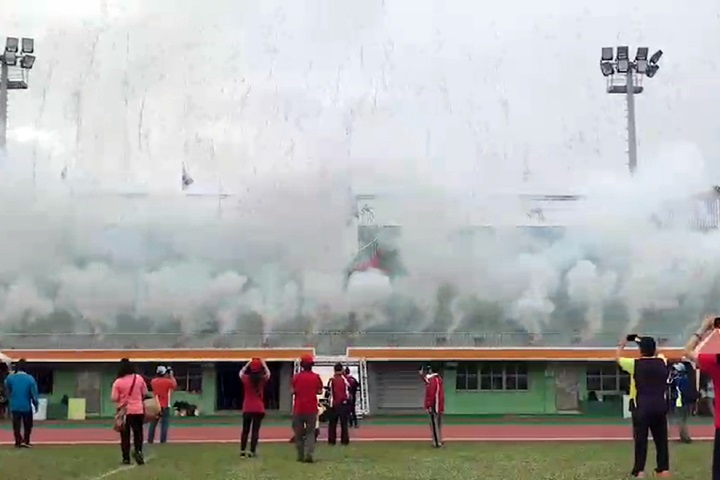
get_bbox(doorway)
[215,362,282,411]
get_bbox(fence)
[0,331,687,355]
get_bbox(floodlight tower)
[599,46,662,175]
[0,37,36,150]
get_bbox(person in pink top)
[111,358,148,465]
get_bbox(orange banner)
[2,348,315,363]
[346,347,685,361]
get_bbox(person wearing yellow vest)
[616,334,671,478]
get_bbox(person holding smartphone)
[616,335,670,478]
[684,315,720,480]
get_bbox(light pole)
[599,46,662,175]
[0,36,36,151]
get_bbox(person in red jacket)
[291,355,324,463]
[239,358,270,458]
[327,363,351,445]
[419,365,444,448]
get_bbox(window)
[171,364,204,393]
[586,363,630,394]
[456,362,528,391]
[135,363,204,393]
[24,365,54,395]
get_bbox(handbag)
[143,395,161,423]
[113,374,138,432]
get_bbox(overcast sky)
[3,0,720,196]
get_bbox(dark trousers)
[120,414,144,461]
[327,403,350,445]
[348,400,358,427]
[241,412,265,453]
[11,411,33,446]
[632,411,669,475]
[292,413,317,460]
[429,409,443,447]
[147,407,170,443]
[713,428,720,480]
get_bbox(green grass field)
[0,442,713,479]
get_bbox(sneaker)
[631,472,645,478]
[655,471,671,477]
[20,443,31,448]
[247,452,256,458]
[304,455,314,463]
[133,451,145,465]
[122,459,131,465]
[240,451,247,458]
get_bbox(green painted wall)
[40,364,215,418]
[443,363,556,415]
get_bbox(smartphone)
[714,317,720,329]
[626,334,638,342]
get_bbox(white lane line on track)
[0,437,716,445]
[88,455,154,480]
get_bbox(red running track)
[0,423,717,445]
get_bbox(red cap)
[300,354,314,367]
[248,358,262,372]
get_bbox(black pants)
[713,428,720,480]
[632,410,669,475]
[240,412,264,453]
[11,411,33,446]
[327,404,350,445]
[348,400,358,427]
[120,414,144,460]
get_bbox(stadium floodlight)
[2,51,16,66]
[649,49,663,65]
[600,44,664,177]
[601,47,614,62]
[21,38,33,54]
[616,46,630,73]
[20,54,35,69]
[600,61,614,76]
[4,37,18,53]
[636,47,649,61]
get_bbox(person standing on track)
[239,358,270,458]
[327,363,351,445]
[617,335,671,478]
[684,314,720,480]
[419,365,444,448]
[291,354,324,463]
[111,358,148,466]
[344,367,360,428]
[4,359,38,448]
[147,366,177,444]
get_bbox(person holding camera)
[616,335,670,478]
[147,366,177,444]
[684,315,720,480]
[419,365,444,448]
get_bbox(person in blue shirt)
[669,362,698,444]
[4,359,39,448]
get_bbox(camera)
[714,317,720,329]
[626,334,639,342]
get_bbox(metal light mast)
[599,46,663,175]
[0,36,36,151]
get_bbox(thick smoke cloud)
[1,0,720,343]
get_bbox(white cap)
[156,366,168,375]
